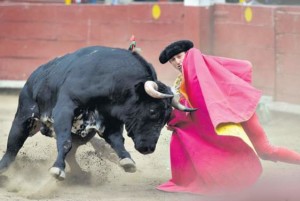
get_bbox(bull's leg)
[0,119,30,173]
[49,99,76,180]
[0,90,39,173]
[103,125,136,173]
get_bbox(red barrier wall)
[275,7,300,104]
[212,5,300,104]
[213,5,276,96]
[1,3,300,104]
[0,3,201,85]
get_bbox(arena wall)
[1,2,300,104]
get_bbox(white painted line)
[0,80,26,89]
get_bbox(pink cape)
[157,48,263,194]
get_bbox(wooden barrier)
[1,2,300,104]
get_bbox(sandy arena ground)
[0,92,300,201]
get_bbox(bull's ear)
[156,81,172,94]
[134,82,148,101]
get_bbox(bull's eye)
[150,109,155,115]
[149,109,158,119]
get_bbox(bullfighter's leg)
[0,89,40,173]
[49,98,76,180]
[103,125,136,173]
[242,113,300,164]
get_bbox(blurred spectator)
[104,0,131,4]
[226,0,300,5]
[243,0,261,5]
[264,0,300,5]
[225,0,239,3]
[133,0,183,1]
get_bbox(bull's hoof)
[49,167,66,181]
[119,158,136,173]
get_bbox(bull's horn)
[171,95,198,112]
[144,81,173,99]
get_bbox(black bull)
[0,46,195,180]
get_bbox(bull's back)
[24,46,156,103]
[25,46,103,98]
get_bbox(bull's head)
[122,80,196,155]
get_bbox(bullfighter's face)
[168,52,186,73]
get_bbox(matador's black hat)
[159,40,194,64]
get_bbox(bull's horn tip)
[185,108,198,112]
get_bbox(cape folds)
[157,48,262,194]
[184,48,262,128]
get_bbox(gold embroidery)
[173,74,183,94]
